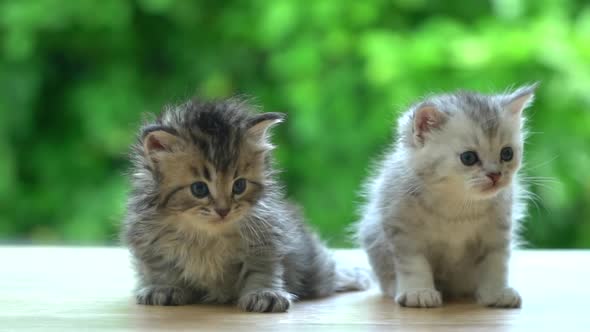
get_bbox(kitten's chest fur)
[422,215,490,267]
[408,195,508,266]
[177,235,244,288]
[156,223,245,293]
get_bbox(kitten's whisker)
[520,177,560,193]
[521,156,558,171]
[523,180,558,187]
[519,189,545,213]
[520,176,559,183]
[526,183,555,192]
[525,131,544,135]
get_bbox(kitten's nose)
[486,172,501,184]
[215,208,230,218]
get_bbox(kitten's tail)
[334,265,372,292]
[301,232,371,297]
[304,243,372,298]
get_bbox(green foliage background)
[1,0,589,247]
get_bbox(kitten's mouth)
[211,217,231,224]
[481,182,503,194]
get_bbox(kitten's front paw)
[238,289,293,313]
[136,286,190,306]
[395,288,442,308]
[477,287,521,308]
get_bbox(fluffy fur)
[357,85,536,308]
[123,97,369,313]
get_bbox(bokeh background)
[1,0,589,247]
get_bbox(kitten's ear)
[504,83,538,115]
[413,104,446,145]
[141,126,182,163]
[246,112,285,147]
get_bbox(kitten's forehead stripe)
[188,103,247,172]
[203,166,211,181]
[455,92,501,139]
[191,133,211,158]
[425,91,507,143]
[190,166,200,178]
[145,98,266,174]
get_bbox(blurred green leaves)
[1,0,589,247]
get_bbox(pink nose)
[486,172,501,184]
[215,208,230,218]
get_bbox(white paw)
[238,289,293,313]
[477,287,521,308]
[395,288,442,308]
[336,267,372,291]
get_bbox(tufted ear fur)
[504,83,537,115]
[413,104,446,146]
[246,112,285,148]
[142,126,183,165]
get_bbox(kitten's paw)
[238,289,293,313]
[136,286,190,306]
[336,267,372,291]
[477,287,522,308]
[395,288,442,308]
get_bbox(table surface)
[1,247,589,332]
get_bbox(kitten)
[123,97,369,312]
[357,85,536,308]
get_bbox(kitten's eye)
[190,181,209,198]
[500,147,513,162]
[460,151,479,166]
[232,178,247,195]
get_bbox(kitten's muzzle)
[215,208,230,218]
[486,172,501,185]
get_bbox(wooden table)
[1,247,589,331]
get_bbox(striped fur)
[123,97,369,312]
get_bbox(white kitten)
[357,85,536,308]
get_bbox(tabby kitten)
[358,85,536,308]
[123,97,369,312]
